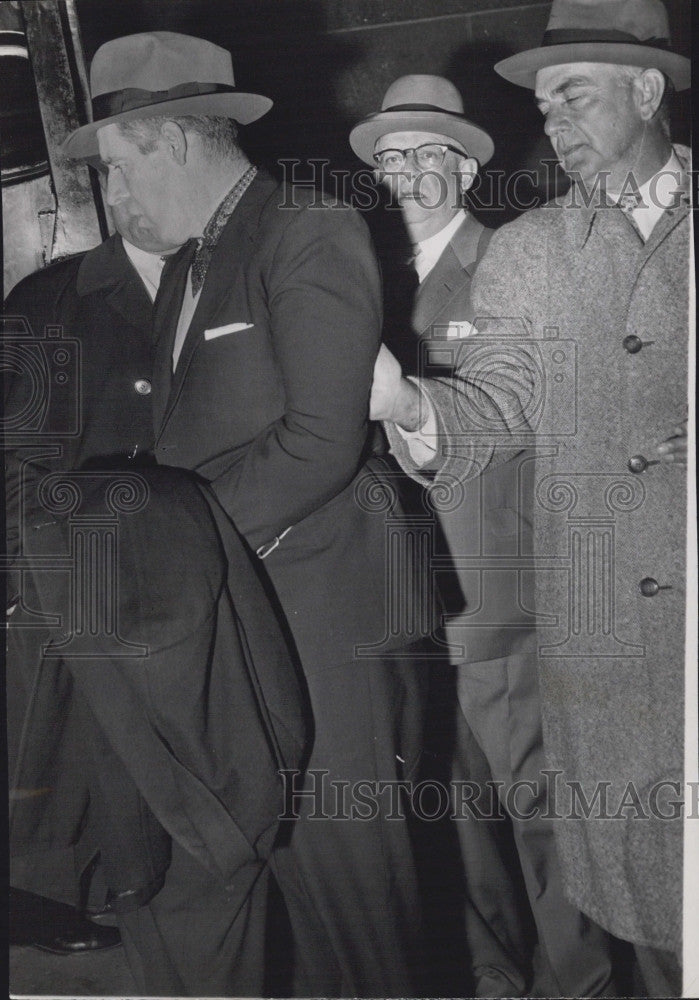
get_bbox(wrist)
[391,377,422,431]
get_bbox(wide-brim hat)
[349,75,494,167]
[496,0,690,90]
[63,31,272,160]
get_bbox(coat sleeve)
[385,218,542,489]
[210,203,382,551]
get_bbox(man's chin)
[125,225,170,253]
[560,148,598,185]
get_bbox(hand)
[656,420,688,467]
[370,344,421,429]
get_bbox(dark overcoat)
[4,238,306,904]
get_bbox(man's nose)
[543,106,569,137]
[105,170,127,205]
[405,150,423,176]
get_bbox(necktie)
[153,239,198,344]
[410,245,425,282]
[151,238,199,416]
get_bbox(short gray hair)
[116,115,241,159]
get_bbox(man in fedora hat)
[353,74,615,997]
[373,1,690,994]
[62,29,433,997]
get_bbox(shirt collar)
[121,237,168,302]
[414,210,466,282]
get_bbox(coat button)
[628,454,648,473]
[639,577,660,597]
[622,335,643,354]
[134,379,152,395]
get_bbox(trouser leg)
[456,636,615,997]
[421,657,530,996]
[117,839,269,997]
[450,697,532,996]
[272,647,427,997]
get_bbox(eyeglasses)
[373,143,466,172]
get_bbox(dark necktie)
[153,238,199,344]
[151,238,199,423]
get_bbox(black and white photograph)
[2,0,696,996]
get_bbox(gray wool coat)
[388,146,691,953]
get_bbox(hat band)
[92,81,239,120]
[381,103,466,115]
[542,28,670,48]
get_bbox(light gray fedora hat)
[63,31,272,160]
[496,0,690,90]
[349,75,494,167]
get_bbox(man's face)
[97,123,185,251]
[374,130,469,238]
[535,62,647,190]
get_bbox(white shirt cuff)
[392,378,438,466]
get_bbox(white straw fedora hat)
[63,31,272,160]
[495,0,690,90]
[349,75,494,167]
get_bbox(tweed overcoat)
[392,147,691,953]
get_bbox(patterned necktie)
[189,165,258,295]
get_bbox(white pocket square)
[204,322,254,340]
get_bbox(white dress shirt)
[172,275,202,369]
[121,237,202,369]
[122,238,167,301]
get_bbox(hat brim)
[63,92,273,160]
[495,43,691,90]
[349,111,494,167]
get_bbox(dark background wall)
[69,0,695,228]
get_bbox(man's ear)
[160,120,188,165]
[457,156,479,194]
[635,68,666,121]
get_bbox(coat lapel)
[154,171,278,440]
[76,234,153,332]
[412,214,484,334]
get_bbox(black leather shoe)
[33,919,122,954]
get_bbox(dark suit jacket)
[386,213,536,661]
[153,170,434,671]
[4,240,306,904]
